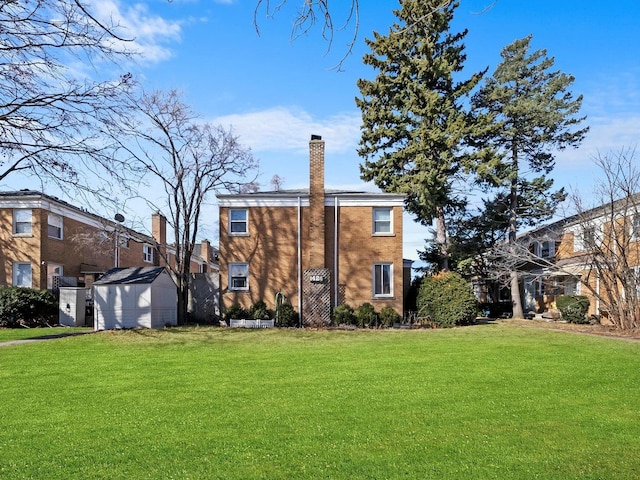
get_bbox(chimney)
[152,212,167,265]
[309,134,326,269]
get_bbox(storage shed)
[93,267,177,330]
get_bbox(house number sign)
[310,275,326,283]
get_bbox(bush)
[354,302,377,328]
[249,300,271,320]
[276,303,299,327]
[417,271,477,328]
[556,295,590,324]
[332,303,355,325]
[224,303,250,321]
[0,287,58,328]
[379,306,400,327]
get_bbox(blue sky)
[7,0,640,260]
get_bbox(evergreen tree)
[470,35,588,318]
[356,0,483,271]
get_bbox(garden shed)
[93,267,177,330]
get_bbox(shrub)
[249,300,271,320]
[417,271,477,328]
[0,287,58,328]
[556,295,590,324]
[224,303,250,321]
[332,303,355,325]
[354,302,377,328]
[276,303,299,327]
[379,306,400,327]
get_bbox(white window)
[47,213,63,239]
[632,214,640,240]
[540,240,554,258]
[229,262,249,291]
[373,208,392,234]
[13,209,32,235]
[563,277,581,296]
[373,263,393,297]
[229,209,248,235]
[143,244,154,263]
[13,262,32,287]
[576,226,595,252]
[47,263,63,290]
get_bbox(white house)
[93,267,177,330]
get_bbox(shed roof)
[94,267,169,285]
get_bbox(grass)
[1,324,639,479]
[0,326,92,342]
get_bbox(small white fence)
[229,319,275,329]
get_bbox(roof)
[217,188,406,208]
[94,267,170,285]
[0,189,155,244]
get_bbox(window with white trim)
[373,263,393,297]
[13,262,32,287]
[229,263,249,291]
[373,208,392,235]
[632,214,640,240]
[229,209,248,235]
[13,209,32,235]
[143,244,154,263]
[47,213,63,239]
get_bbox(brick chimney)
[309,134,325,269]
[152,212,167,265]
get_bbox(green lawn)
[0,326,92,343]
[1,324,639,479]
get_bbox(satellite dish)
[114,213,125,223]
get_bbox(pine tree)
[356,0,483,271]
[470,35,588,318]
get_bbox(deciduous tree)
[111,89,257,324]
[0,0,137,203]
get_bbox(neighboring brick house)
[516,193,640,320]
[217,135,410,325]
[0,190,217,290]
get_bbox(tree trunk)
[435,205,449,272]
[509,149,524,319]
[176,274,189,325]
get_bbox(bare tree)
[567,149,640,329]
[270,174,284,191]
[254,0,360,70]
[111,89,257,324]
[0,0,138,203]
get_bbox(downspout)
[297,196,302,325]
[334,196,339,307]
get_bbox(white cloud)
[212,107,361,155]
[92,0,183,63]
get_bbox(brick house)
[0,190,216,290]
[516,193,640,321]
[217,135,410,325]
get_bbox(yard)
[1,323,639,479]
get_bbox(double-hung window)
[230,209,248,235]
[229,263,249,291]
[13,209,32,235]
[48,213,63,239]
[373,208,392,235]
[143,244,154,263]
[373,263,393,297]
[632,214,640,240]
[13,262,32,287]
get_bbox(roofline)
[0,189,155,242]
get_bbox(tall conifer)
[470,35,588,318]
[356,0,482,272]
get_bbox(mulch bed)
[496,318,640,342]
